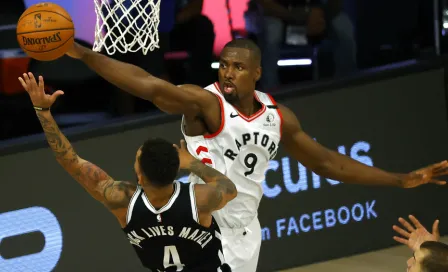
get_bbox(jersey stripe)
[233,92,267,122]
[196,146,209,155]
[201,158,213,165]
[189,183,199,223]
[141,181,181,214]
[214,81,268,122]
[126,186,142,224]
[218,250,224,265]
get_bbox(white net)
[93,0,161,55]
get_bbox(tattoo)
[36,111,133,207]
[102,180,137,210]
[71,160,110,185]
[36,112,79,165]
[189,160,236,211]
[198,177,230,211]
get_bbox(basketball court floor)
[279,236,448,272]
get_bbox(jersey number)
[244,153,258,176]
[163,245,185,271]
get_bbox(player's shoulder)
[271,102,294,120]
[255,89,280,105]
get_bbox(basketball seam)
[17,27,74,35]
[18,10,73,24]
[22,35,74,53]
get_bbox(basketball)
[16,2,75,61]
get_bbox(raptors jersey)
[122,181,228,272]
[182,83,282,228]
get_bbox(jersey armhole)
[126,186,141,225]
[267,93,284,140]
[189,183,200,223]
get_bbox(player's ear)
[136,172,144,186]
[255,66,261,82]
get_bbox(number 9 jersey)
[181,82,282,229]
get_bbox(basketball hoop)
[92,0,161,55]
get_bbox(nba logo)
[157,214,162,223]
[34,13,42,28]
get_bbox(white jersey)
[181,82,282,228]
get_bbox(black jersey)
[122,181,229,272]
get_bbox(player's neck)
[142,183,175,207]
[232,95,261,117]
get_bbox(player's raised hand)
[401,160,448,188]
[18,72,64,109]
[393,215,440,251]
[173,140,195,169]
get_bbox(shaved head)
[223,38,261,66]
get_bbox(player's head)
[406,241,448,272]
[134,138,180,187]
[218,38,262,103]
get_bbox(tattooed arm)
[18,72,135,224]
[189,160,237,212]
[36,110,135,210]
[174,140,237,212]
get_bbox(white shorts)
[219,217,262,272]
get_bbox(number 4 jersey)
[122,181,229,272]
[182,82,282,229]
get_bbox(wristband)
[33,106,50,111]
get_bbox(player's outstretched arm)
[279,104,448,188]
[18,73,135,210]
[175,140,237,212]
[66,43,218,116]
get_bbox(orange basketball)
[17,2,75,61]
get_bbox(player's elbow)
[307,151,334,176]
[140,77,160,100]
[55,153,81,168]
[136,75,177,102]
[223,181,238,204]
[227,182,238,202]
[56,155,85,179]
[312,160,333,177]
[214,181,237,211]
[144,80,201,115]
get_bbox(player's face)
[218,47,261,103]
[406,249,427,272]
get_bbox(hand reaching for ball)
[18,72,64,109]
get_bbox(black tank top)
[122,181,230,272]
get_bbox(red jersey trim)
[214,82,267,122]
